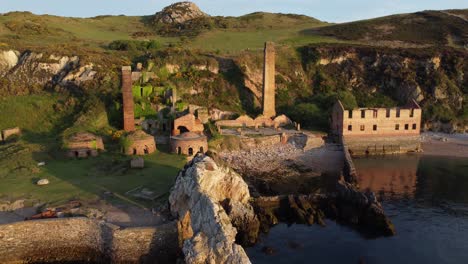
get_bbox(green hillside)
[0,11,332,53]
[310,10,468,47]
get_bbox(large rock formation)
[0,50,96,96]
[154,2,208,25]
[169,154,256,264]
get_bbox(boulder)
[154,2,208,25]
[36,179,50,186]
[130,157,145,169]
[169,154,252,264]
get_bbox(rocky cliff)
[0,49,98,96]
[236,45,467,131]
[169,154,257,264]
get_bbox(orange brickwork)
[122,66,135,132]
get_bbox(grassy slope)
[0,94,186,207]
[0,11,337,53]
[312,10,468,46]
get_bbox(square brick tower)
[122,66,135,132]
[262,42,276,118]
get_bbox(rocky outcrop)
[0,50,96,96]
[154,2,208,25]
[169,154,255,264]
[252,179,395,238]
[0,50,20,75]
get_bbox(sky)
[0,0,466,23]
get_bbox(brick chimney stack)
[262,42,276,118]
[122,66,135,132]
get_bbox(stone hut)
[123,130,157,156]
[65,132,105,158]
[172,113,204,136]
[171,132,208,156]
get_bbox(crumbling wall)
[345,135,421,156]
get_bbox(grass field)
[0,140,186,208]
[0,94,186,208]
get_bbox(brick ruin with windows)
[331,100,422,155]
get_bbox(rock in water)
[169,154,253,264]
[36,179,49,186]
[153,2,208,24]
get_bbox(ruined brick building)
[172,113,204,136]
[121,66,156,155]
[65,132,105,158]
[331,100,422,155]
[170,113,207,156]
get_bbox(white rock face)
[169,155,251,264]
[0,50,20,75]
[154,2,208,24]
[37,179,50,186]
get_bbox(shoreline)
[421,132,468,158]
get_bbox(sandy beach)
[421,132,468,158]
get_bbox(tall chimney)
[122,66,135,132]
[262,42,276,118]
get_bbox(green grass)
[0,94,73,136]
[0,140,186,207]
[0,93,186,208]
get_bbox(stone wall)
[122,66,135,132]
[342,141,358,183]
[344,135,421,156]
[262,42,276,118]
[0,218,178,263]
[171,137,208,156]
[172,114,204,136]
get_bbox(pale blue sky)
[0,0,466,22]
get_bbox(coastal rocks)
[169,154,252,264]
[222,199,260,246]
[328,180,396,237]
[153,2,208,25]
[251,178,395,238]
[0,50,20,75]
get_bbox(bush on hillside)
[108,40,161,52]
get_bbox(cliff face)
[169,154,255,264]
[1,44,466,132]
[0,49,99,96]
[238,45,467,131]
